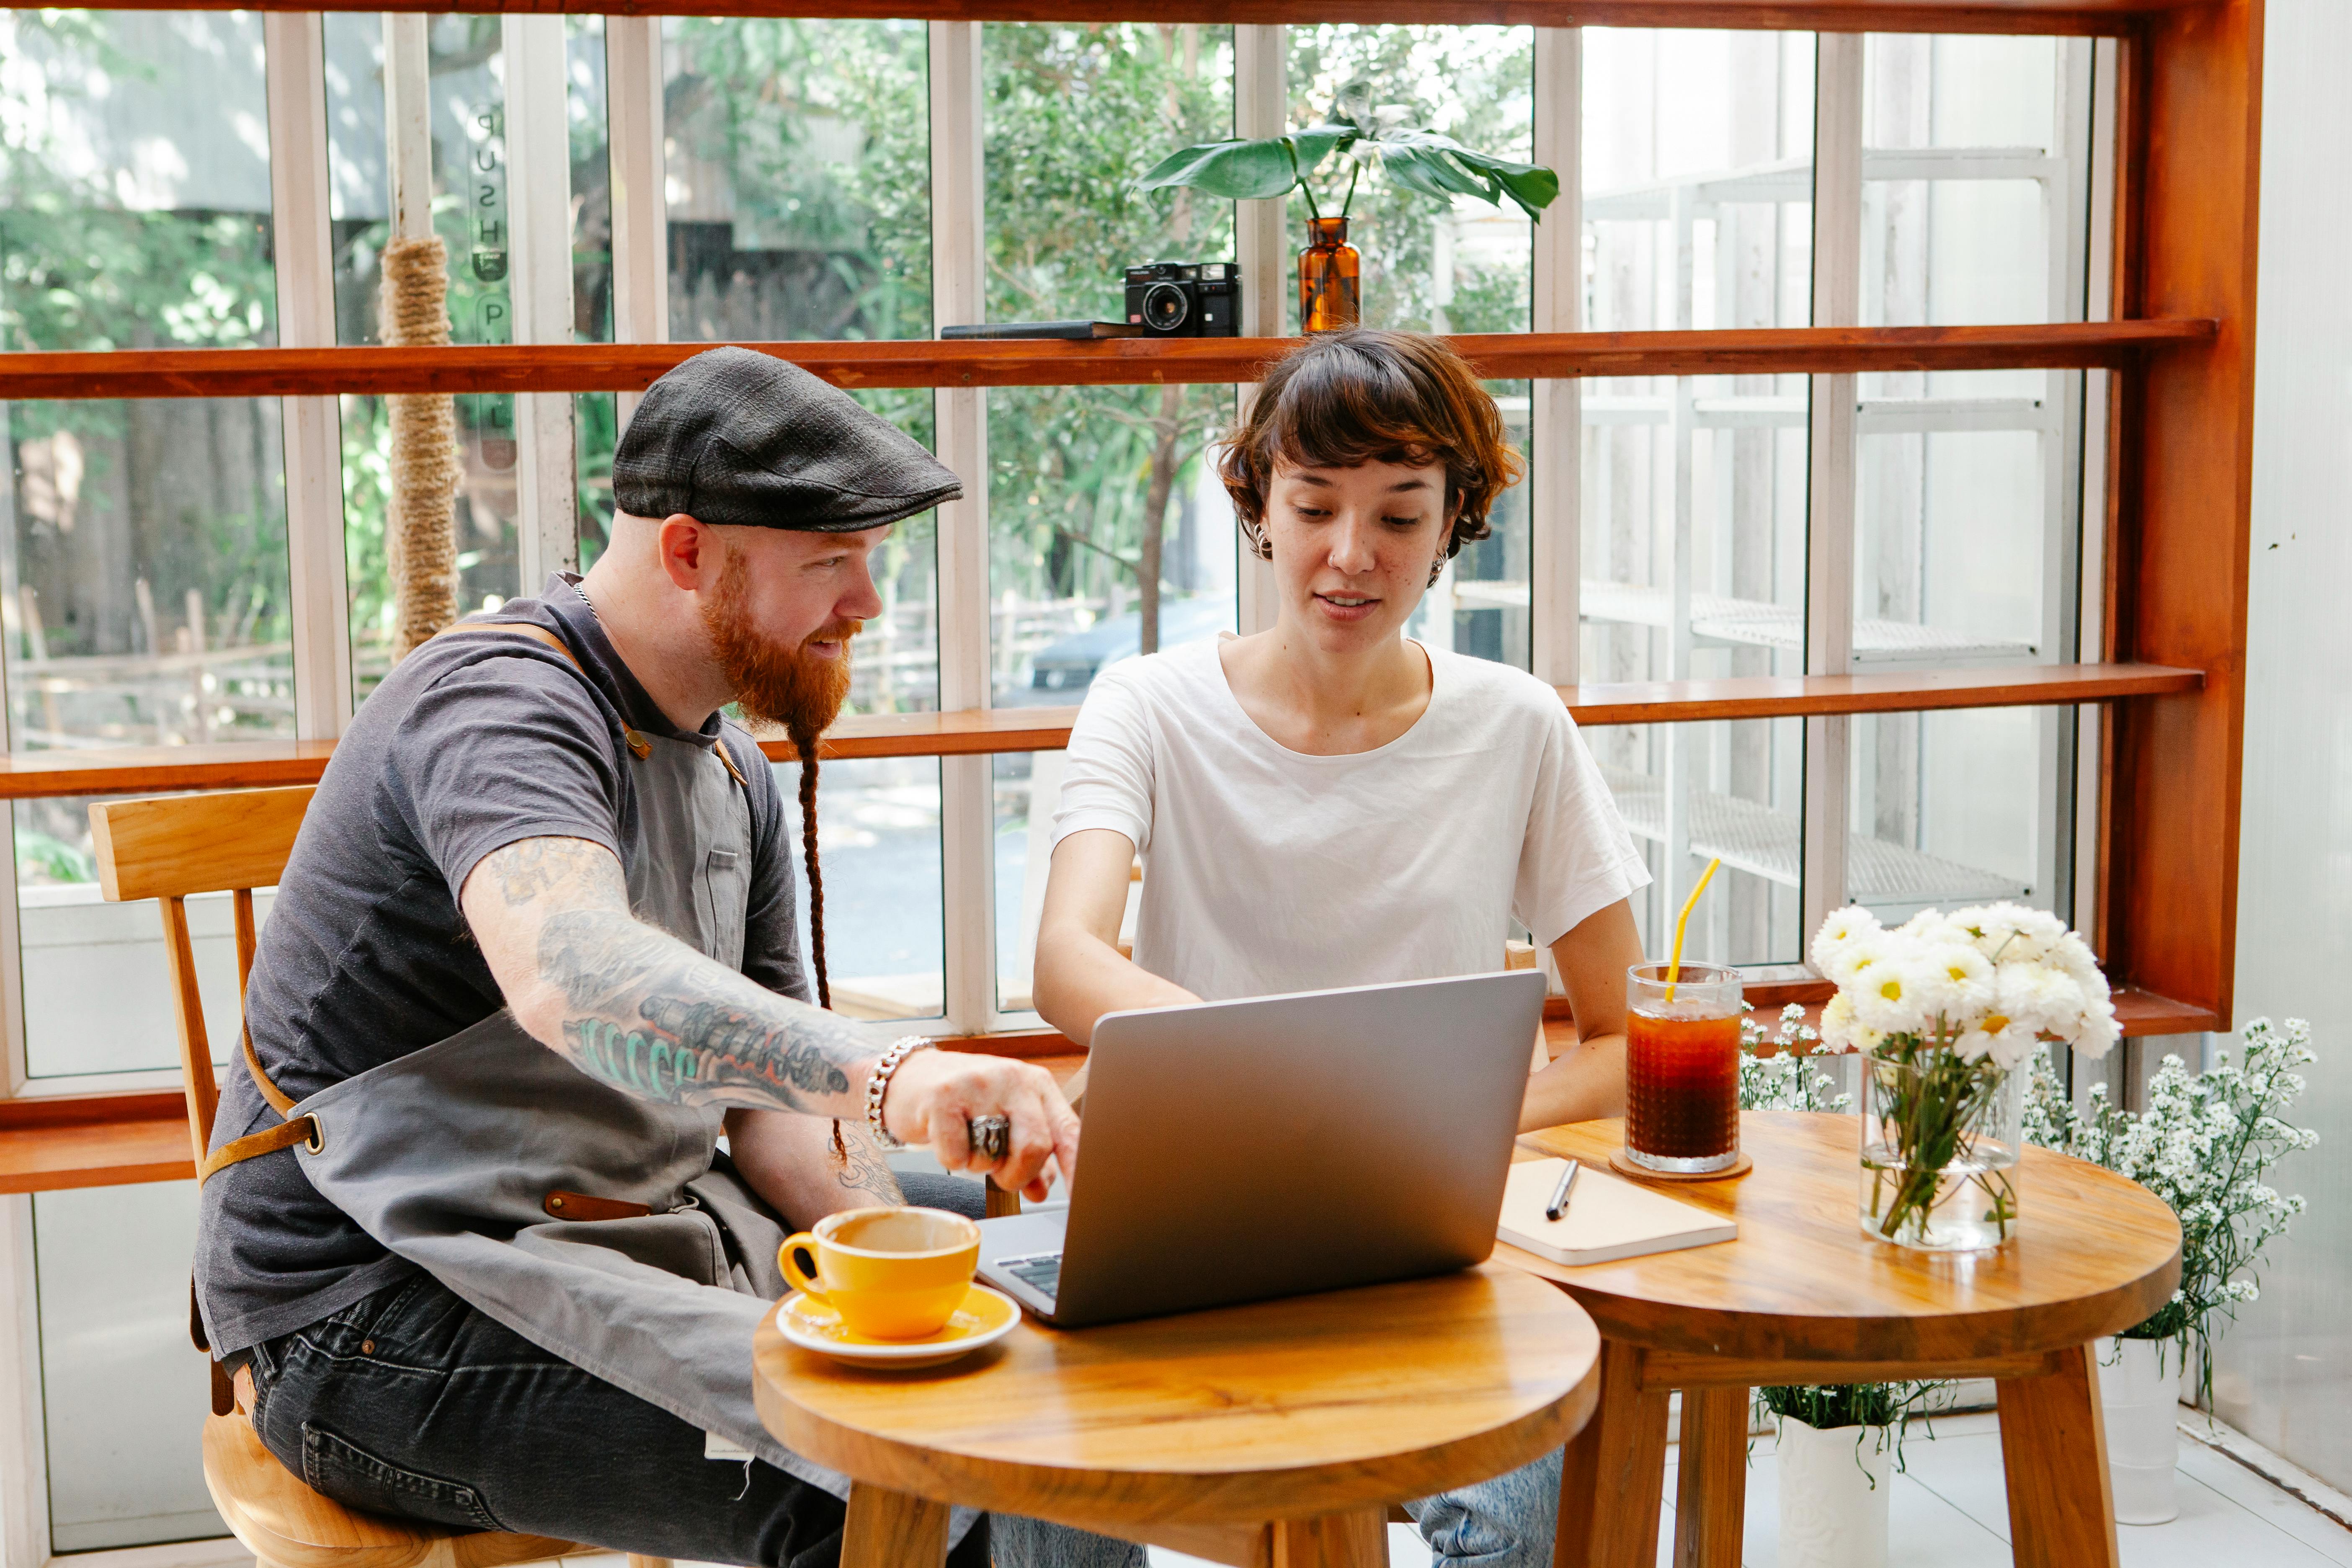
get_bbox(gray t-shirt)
[196,575,807,1354]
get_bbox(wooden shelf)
[77,1,2189,37]
[0,663,2197,798]
[0,321,2215,403]
[0,1091,190,1194]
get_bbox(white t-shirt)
[1051,637,1651,1002]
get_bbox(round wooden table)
[1508,1111,2182,1568]
[753,1261,1602,1567]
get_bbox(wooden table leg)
[1672,1385,1749,1568]
[1553,1338,1671,1568]
[1271,1507,1387,1567]
[1996,1343,2121,1568]
[842,1480,949,1568]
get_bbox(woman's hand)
[879,1049,1081,1201]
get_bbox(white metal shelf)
[1599,762,2026,905]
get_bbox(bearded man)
[195,348,1112,1568]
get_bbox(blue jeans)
[1407,1447,1563,1568]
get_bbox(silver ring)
[968,1114,1011,1163]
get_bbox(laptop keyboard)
[995,1252,1063,1305]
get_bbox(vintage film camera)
[1124,261,1242,337]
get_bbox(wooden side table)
[1508,1112,2181,1568]
[753,1263,1602,1568]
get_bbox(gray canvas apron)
[208,626,959,1524]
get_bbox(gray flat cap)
[613,346,962,531]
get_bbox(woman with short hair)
[1032,328,1651,1567]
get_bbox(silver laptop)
[977,969,1545,1328]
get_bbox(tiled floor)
[1148,1413,2352,1568]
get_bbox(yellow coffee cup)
[778,1207,980,1341]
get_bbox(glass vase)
[1297,216,1360,334]
[1857,1047,2024,1251]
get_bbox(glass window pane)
[1850,707,2056,921]
[1581,376,1811,685]
[1860,34,2087,327]
[0,12,279,352]
[15,794,264,1080]
[5,397,295,748]
[774,755,944,1022]
[1285,25,1532,335]
[1583,28,1816,333]
[664,18,931,342]
[1586,718,1805,967]
[1853,364,2058,661]
[35,1183,220,1551]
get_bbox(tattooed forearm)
[464,837,877,1118]
[537,905,871,1114]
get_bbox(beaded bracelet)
[865,1035,935,1152]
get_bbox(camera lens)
[1142,281,1190,332]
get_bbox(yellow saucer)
[776,1284,1019,1370]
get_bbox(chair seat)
[201,1413,580,1568]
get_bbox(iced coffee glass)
[1623,962,1743,1173]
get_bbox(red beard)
[700,548,856,743]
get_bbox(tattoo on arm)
[475,836,876,1116]
[833,1123,905,1205]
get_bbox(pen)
[1544,1159,1581,1222]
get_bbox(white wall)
[2213,0,2352,1492]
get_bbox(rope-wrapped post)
[380,237,461,658]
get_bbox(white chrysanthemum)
[1850,957,1939,1036]
[1811,905,1882,972]
[1955,1014,2036,1067]
[1821,931,1899,993]
[1909,941,1997,1025]
[1997,964,2089,1041]
[1818,991,1880,1053]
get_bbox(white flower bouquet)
[1813,902,2119,1249]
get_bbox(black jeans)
[244,1176,994,1568]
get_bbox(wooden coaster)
[1607,1148,1753,1184]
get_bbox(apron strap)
[198,1115,317,1185]
[437,622,655,761]
[439,621,752,792]
[198,1024,319,1185]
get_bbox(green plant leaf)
[1287,124,1357,178]
[1129,137,1298,201]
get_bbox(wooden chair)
[90,786,666,1568]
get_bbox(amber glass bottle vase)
[1297,217,1361,334]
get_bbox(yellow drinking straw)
[1663,857,1725,1001]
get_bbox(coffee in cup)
[777,1207,980,1341]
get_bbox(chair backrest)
[88,787,315,1168]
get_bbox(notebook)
[1497,1157,1738,1266]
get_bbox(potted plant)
[2024,1018,2317,1523]
[1813,903,2119,1251]
[1130,81,1559,333]
[1740,1006,1939,1568]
